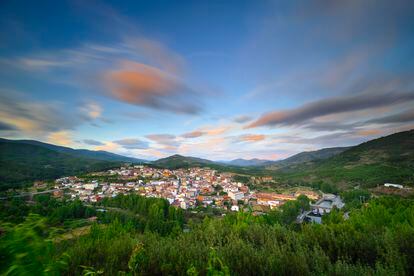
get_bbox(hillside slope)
[266,147,350,170]
[0,140,123,190]
[152,154,216,169]
[276,130,414,188]
[0,139,146,163]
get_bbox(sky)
[1,0,414,161]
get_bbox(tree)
[296,195,310,211]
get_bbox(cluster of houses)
[53,165,322,214]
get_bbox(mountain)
[0,138,146,190]
[0,139,146,163]
[275,129,414,189]
[152,154,216,169]
[265,147,350,170]
[222,158,272,167]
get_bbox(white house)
[384,183,403,189]
[228,191,244,201]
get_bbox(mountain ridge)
[274,129,414,188]
[0,138,146,163]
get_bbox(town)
[52,164,346,219]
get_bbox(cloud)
[247,91,414,128]
[0,121,17,131]
[204,126,231,136]
[233,115,252,124]
[145,134,179,147]
[0,92,79,135]
[104,61,200,114]
[236,134,266,143]
[182,130,205,138]
[126,38,185,74]
[3,31,204,116]
[355,129,382,136]
[86,103,102,119]
[17,58,70,70]
[366,109,414,124]
[47,131,74,146]
[78,102,103,122]
[82,139,104,146]
[113,138,149,149]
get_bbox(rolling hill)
[265,147,350,170]
[0,138,146,163]
[275,129,414,188]
[152,154,216,169]
[0,138,146,190]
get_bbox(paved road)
[0,188,67,200]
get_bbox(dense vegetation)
[1,192,414,275]
[266,146,350,169]
[273,130,414,189]
[0,141,121,190]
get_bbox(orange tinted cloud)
[239,134,266,142]
[246,111,289,128]
[356,129,382,136]
[106,62,173,102]
[182,130,205,138]
[47,131,74,146]
[205,126,230,136]
[105,61,199,114]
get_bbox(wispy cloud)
[233,115,252,124]
[145,134,179,148]
[82,139,104,146]
[236,134,266,143]
[182,130,205,138]
[366,109,414,125]
[113,138,149,149]
[0,92,78,135]
[247,91,414,129]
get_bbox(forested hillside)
[0,141,120,190]
[275,130,414,189]
[152,154,216,169]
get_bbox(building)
[310,194,344,214]
[228,191,244,201]
[384,183,403,189]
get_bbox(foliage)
[2,194,414,275]
[0,214,68,275]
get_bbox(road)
[0,188,68,200]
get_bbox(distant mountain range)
[220,158,271,167]
[1,129,413,190]
[219,147,350,168]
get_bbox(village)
[51,165,348,218]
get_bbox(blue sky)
[1,0,414,160]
